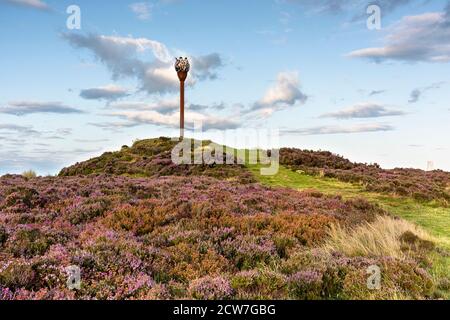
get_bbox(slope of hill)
[60,138,450,204]
[59,137,254,184]
[0,137,448,300]
[280,148,450,205]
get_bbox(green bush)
[0,262,36,290]
[8,229,52,258]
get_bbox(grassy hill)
[0,137,449,300]
[59,137,254,184]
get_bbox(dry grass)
[324,216,435,259]
[21,170,37,179]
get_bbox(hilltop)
[59,137,255,184]
[60,137,450,204]
[0,137,449,300]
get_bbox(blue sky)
[0,0,449,175]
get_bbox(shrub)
[288,270,323,300]
[105,203,158,236]
[8,228,52,258]
[0,226,7,246]
[0,171,440,300]
[2,186,40,211]
[189,276,233,300]
[67,197,111,225]
[59,138,255,184]
[231,270,288,299]
[222,236,277,270]
[280,148,450,204]
[341,258,433,300]
[0,262,36,290]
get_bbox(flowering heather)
[280,148,450,204]
[0,139,439,300]
[0,171,433,300]
[189,276,233,300]
[59,137,255,184]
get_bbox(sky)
[0,0,449,175]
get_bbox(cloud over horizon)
[282,123,394,135]
[80,85,130,101]
[108,109,240,131]
[320,102,406,119]
[0,101,84,116]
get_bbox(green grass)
[248,164,450,248]
[248,163,450,299]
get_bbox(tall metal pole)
[180,78,185,138]
[175,57,190,139]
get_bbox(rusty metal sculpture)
[175,57,190,138]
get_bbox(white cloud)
[285,0,414,16]
[110,98,179,114]
[251,71,308,116]
[320,102,406,119]
[347,8,450,63]
[0,123,40,136]
[0,101,84,115]
[63,33,222,95]
[130,2,152,20]
[108,109,239,131]
[408,82,445,103]
[80,84,130,101]
[4,0,49,10]
[282,123,394,135]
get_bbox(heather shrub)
[67,197,111,225]
[231,270,288,299]
[0,226,7,246]
[223,212,338,247]
[140,283,172,300]
[0,261,36,290]
[222,236,277,270]
[105,203,157,236]
[59,138,255,184]
[288,270,323,300]
[280,148,450,204]
[273,235,297,258]
[341,258,433,300]
[0,287,14,300]
[189,276,233,300]
[2,186,40,211]
[437,277,450,291]
[152,242,230,283]
[8,228,52,258]
[0,171,440,300]
[279,250,348,299]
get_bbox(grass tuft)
[21,170,37,179]
[323,216,434,259]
